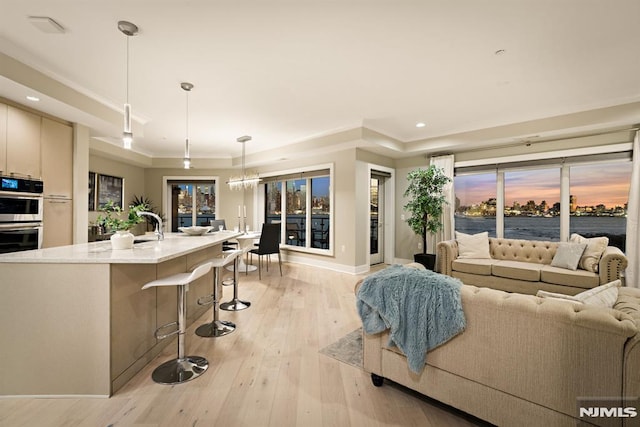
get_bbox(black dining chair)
[249,223,282,279]
[210,219,237,251]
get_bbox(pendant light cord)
[125,35,130,104]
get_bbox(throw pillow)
[536,280,621,308]
[537,290,580,300]
[550,242,587,270]
[572,279,621,308]
[569,233,609,273]
[455,231,491,259]
[536,290,584,306]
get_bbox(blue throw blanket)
[356,264,466,373]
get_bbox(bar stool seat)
[195,250,243,337]
[141,261,213,385]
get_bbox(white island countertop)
[0,230,243,264]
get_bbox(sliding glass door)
[168,180,216,231]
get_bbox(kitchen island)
[0,230,242,397]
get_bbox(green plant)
[96,201,146,232]
[130,195,163,231]
[403,165,451,254]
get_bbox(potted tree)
[96,201,146,249]
[403,165,451,270]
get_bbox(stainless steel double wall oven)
[0,176,44,253]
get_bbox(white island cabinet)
[0,231,241,397]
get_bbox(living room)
[1,1,639,426]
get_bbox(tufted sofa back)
[489,237,559,265]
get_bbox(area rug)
[319,328,363,369]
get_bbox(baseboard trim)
[281,252,369,275]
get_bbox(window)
[311,176,330,249]
[453,154,631,247]
[286,179,306,247]
[261,167,332,253]
[170,181,216,230]
[454,173,497,237]
[569,162,631,251]
[504,168,559,240]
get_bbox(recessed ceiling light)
[26,96,40,102]
[416,122,426,128]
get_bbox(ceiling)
[1,0,639,165]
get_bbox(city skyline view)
[455,162,632,209]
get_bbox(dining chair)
[249,223,282,279]
[210,219,237,251]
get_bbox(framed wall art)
[88,171,96,211]
[97,173,124,209]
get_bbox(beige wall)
[86,127,633,270]
[143,167,251,231]
[89,155,146,234]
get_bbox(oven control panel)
[0,176,43,194]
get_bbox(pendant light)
[118,20,138,149]
[181,82,194,169]
[227,136,261,190]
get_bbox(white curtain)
[428,154,455,253]
[625,131,640,288]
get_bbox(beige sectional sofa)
[437,237,628,296]
[358,280,640,426]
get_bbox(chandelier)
[228,135,261,190]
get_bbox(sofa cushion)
[570,233,609,273]
[540,265,599,289]
[492,260,543,282]
[550,242,587,270]
[489,238,557,264]
[614,287,640,323]
[455,231,491,259]
[452,258,497,276]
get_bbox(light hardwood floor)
[0,262,488,427]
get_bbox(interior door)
[370,175,384,265]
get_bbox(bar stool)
[195,250,243,337]
[141,261,213,385]
[220,252,251,311]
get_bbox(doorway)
[370,173,386,265]
[164,178,218,232]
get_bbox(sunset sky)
[455,162,632,208]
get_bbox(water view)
[455,215,627,250]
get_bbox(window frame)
[257,163,334,256]
[454,152,632,241]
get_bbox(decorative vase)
[414,253,436,271]
[110,230,135,250]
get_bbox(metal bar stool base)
[195,320,236,337]
[220,299,251,311]
[151,356,209,385]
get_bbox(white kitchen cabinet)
[0,103,7,173]
[6,105,41,178]
[41,117,73,198]
[42,197,73,248]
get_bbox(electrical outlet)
[401,214,405,220]
[417,242,422,249]
[341,245,346,253]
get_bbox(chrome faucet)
[137,211,164,241]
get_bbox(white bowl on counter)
[178,226,213,236]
